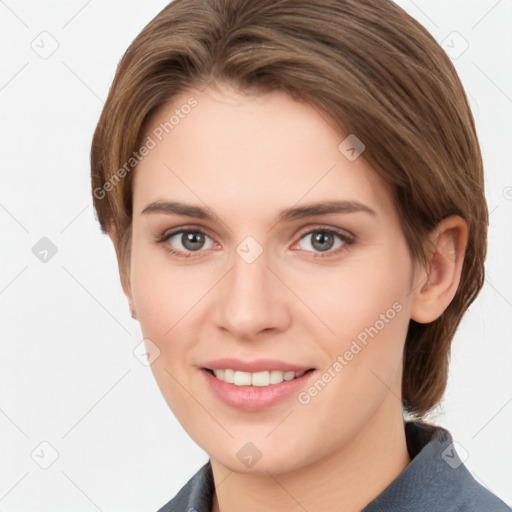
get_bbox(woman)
[90,0,510,510]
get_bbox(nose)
[211,248,292,340]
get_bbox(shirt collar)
[362,421,460,511]
[161,421,503,512]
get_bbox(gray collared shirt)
[156,422,510,511]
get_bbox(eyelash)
[154,225,355,260]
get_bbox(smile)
[200,358,317,411]
[207,368,313,387]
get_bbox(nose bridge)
[212,243,290,338]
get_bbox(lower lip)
[202,369,315,412]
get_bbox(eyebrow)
[140,199,376,223]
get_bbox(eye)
[294,227,354,257]
[156,228,217,257]
[155,225,354,259]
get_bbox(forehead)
[133,86,395,222]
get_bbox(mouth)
[200,361,317,412]
[203,368,315,387]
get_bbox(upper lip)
[201,358,314,373]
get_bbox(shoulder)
[155,460,214,512]
[451,476,511,512]
[363,422,511,512]
[442,449,511,511]
[415,422,510,511]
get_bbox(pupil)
[312,232,334,252]
[183,232,205,251]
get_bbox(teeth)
[251,371,270,387]
[269,370,285,384]
[233,371,252,386]
[212,369,309,387]
[223,369,235,383]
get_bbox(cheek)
[129,242,205,417]
[130,237,201,337]
[128,238,217,395]
[289,242,412,351]
[293,239,413,405]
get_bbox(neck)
[210,392,410,512]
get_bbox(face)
[127,84,418,474]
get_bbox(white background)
[1,0,511,510]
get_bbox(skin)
[110,84,467,512]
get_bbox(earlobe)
[410,216,468,324]
[124,280,138,320]
[129,301,138,320]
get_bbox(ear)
[106,222,137,320]
[410,215,468,324]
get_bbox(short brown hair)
[91,0,487,417]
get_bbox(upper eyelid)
[296,225,353,239]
